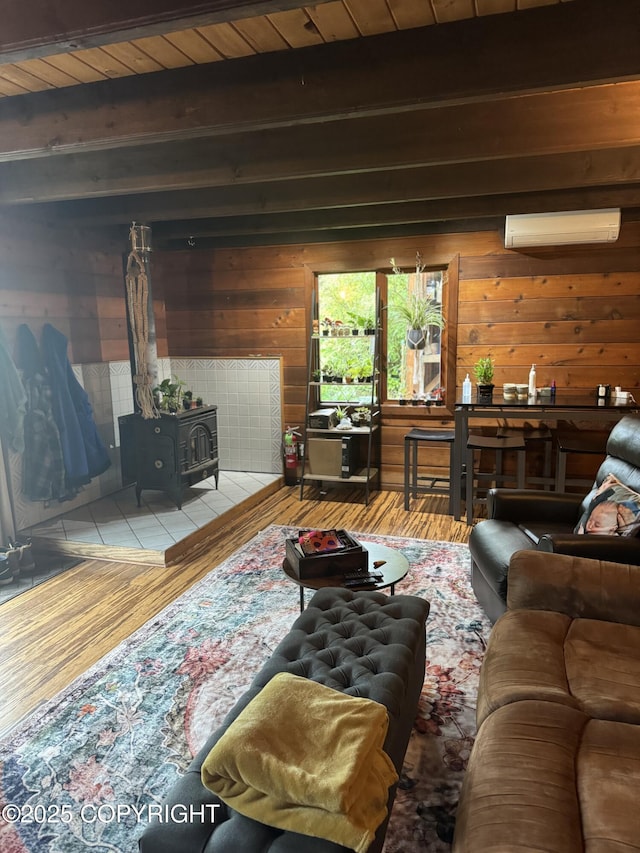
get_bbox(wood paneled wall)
[157,223,640,490]
[0,214,168,363]
[1,215,638,492]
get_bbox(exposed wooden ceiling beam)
[148,186,640,241]
[1,0,335,64]
[1,0,639,161]
[8,145,640,211]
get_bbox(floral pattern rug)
[0,525,490,852]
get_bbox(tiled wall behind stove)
[11,356,283,532]
[171,357,283,473]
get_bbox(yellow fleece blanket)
[201,671,398,853]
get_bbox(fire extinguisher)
[283,426,301,485]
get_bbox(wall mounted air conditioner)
[504,208,621,248]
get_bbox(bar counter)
[453,393,640,522]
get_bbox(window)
[386,266,445,401]
[315,257,455,407]
[316,272,376,405]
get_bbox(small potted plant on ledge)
[153,375,185,413]
[473,356,495,403]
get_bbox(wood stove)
[119,405,219,509]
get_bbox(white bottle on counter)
[528,364,537,398]
[462,373,472,403]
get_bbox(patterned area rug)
[0,525,490,852]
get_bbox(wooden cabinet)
[119,405,218,509]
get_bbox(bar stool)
[404,428,456,514]
[496,425,554,489]
[554,428,608,492]
[465,432,527,524]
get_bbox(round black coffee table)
[282,541,410,611]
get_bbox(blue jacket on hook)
[41,323,111,487]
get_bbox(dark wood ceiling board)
[100,42,166,75]
[305,3,361,41]
[195,22,256,58]
[0,0,339,64]
[68,46,139,79]
[0,64,53,93]
[343,0,397,36]
[232,16,291,52]
[387,0,437,28]
[12,57,82,89]
[40,53,109,84]
[0,76,30,97]
[163,29,225,64]
[266,9,325,48]
[127,35,195,69]
[431,0,476,23]
[0,1,633,161]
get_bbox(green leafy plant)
[346,310,376,332]
[153,375,186,411]
[473,356,495,385]
[394,293,444,331]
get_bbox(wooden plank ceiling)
[3,0,640,249]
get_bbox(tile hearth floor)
[22,471,281,554]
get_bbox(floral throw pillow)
[575,473,640,536]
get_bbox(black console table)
[119,405,219,509]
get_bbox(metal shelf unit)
[299,288,381,505]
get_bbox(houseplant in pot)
[473,356,495,402]
[395,293,445,350]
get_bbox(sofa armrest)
[537,533,640,562]
[506,549,640,626]
[488,489,584,524]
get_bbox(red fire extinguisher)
[283,426,300,485]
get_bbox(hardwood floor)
[0,486,470,733]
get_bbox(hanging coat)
[40,323,111,487]
[0,326,27,453]
[15,324,68,502]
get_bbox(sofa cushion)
[477,609,640,728]
[453,700,640,853]
[574,472,640,536]
[454,701,588,853]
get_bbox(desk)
[453,395,640,521]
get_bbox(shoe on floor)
[0,554,14,586]
[0,546,21,577]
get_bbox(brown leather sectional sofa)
[453,549,640,852]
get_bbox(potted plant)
[395,293,444,350]
[182,389,193,409]
[195,396,203,407]
[153,375,185,413]
[346,310,376,336]
[334,406,351,428]
[473,356,495,402]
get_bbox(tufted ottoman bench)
[139,586,430,853]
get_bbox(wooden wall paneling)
[158,248,309,427]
